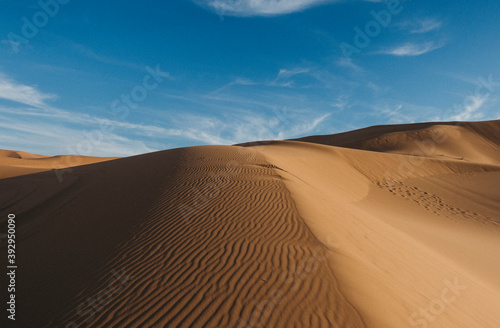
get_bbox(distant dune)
[0,149,118,180]
[1,120,499,327]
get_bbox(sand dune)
[296,120,500,165]
[1,120,499,327]
[0,149,118,180]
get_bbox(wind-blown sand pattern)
[1,120,499,327]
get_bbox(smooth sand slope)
[1,120,499,327]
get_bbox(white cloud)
[449,94,488,121]
[378,42,443,56]
[285,113,331,137]
[276,68,310,80]
[271,68,311,87]
[239,111,330,141]
[330,95,350,110]
[0,63,344,156]
[0,115,155,157]
[192,0,339,16]
[367,100,448,125]
[209,78,258,94]
[159,109,331,146]
[0,74,57,108]
[0,105,173,138]
[336,58,363,72]
[1,99,333,156]
[404,18,443,34]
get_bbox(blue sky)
[1,0,499,156]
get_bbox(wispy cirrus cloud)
[271,68,311,87]
[276,68,310,80]
[0,73,57,109]
[369,101,444,125]
[336,57,364,72]
[73,44,173,79]
[213,66,342,91]
[377,42,443,57]
[0,113,156,157]
[74,44,143,71]
[167,111,331,145]
[192,0,340,16]
[154,70,337,145]
[193,0,387,17]
[448,94,489,121]
[0,104,174,138]
[401,18,443,34]
[1,99,332,156]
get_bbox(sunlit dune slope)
[249,120,500,327]
[295,120,500,165]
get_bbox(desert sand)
[1,120,499,327]
[0,149,118,180]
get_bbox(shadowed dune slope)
[0,146,364,328]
